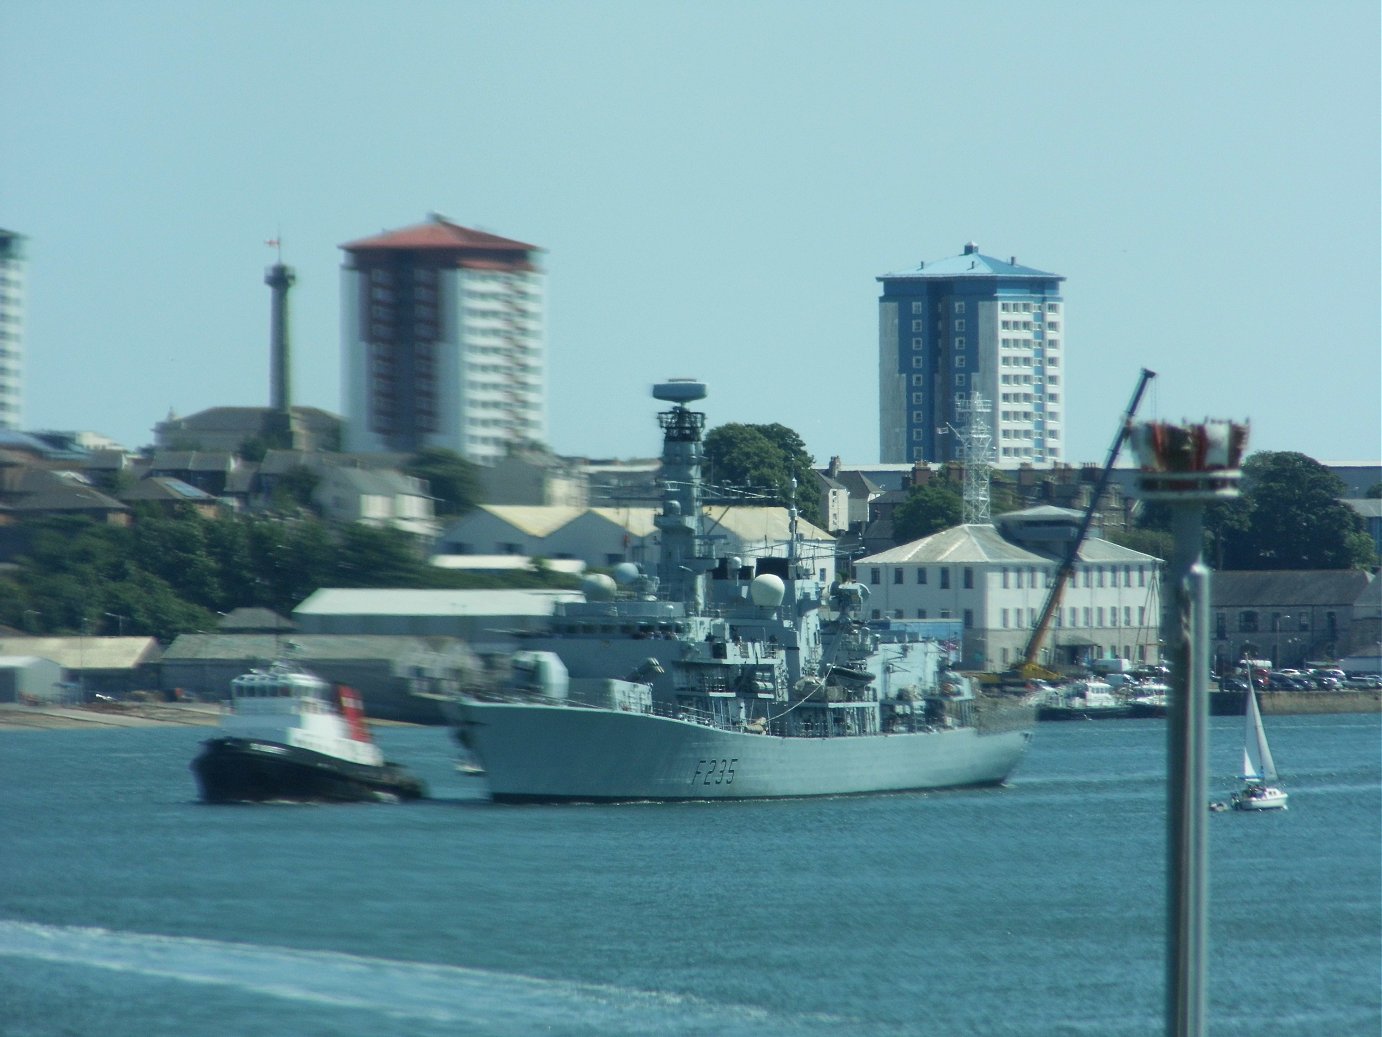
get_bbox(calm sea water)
[1,713,1377,1037]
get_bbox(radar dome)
[749,573,786,607]
[582,573,617,601]
[612,562,641,586]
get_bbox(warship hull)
[456,697,1035,803]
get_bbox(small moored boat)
[191,661,426,804]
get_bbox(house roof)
[1210,570,1375,608]
[10,479,128,514]
[860,524,1049,565]
[161,633,481,662]
[341,216,539,255]
[858,522,1157,566]
[148,450,236,472]
[120,476,217,503]
[708,506,832,545]
[319,466,422,496]
[476,505,589,537]
[216,607,295,632]
[0,637,161,670]
[294,588,582,618]
[879,243,1062,282]
[158,406,340,434]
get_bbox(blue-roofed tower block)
[878,243,1065,466]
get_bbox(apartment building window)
[955,301,965,314]
[912,320,924,332]
[940,569,951,589]
[893,569,903,585]
[870,568,881,585]
[963,609,973,629]
[963,568,973,589]
[1124,607,1132,626]
[1239,610,1258,633]
[917,609,927,619]
[1083,608,1092,627]
[1001,608,1010,628]
[912,302,925,314]
[1001,567,1010,589]
[955,319,965,332]
[916,568,927,584]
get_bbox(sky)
[3,1,1379,468]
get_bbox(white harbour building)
[854,507,1162,673]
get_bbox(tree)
[1218,452,1377,570]
[333,524,428,587]
[893,482,963,543]
[406,447,481,518]
[703,422,823,529]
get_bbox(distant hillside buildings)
[878,243,1064,467]
[339,214,545,464]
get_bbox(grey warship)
[448,379,1035,802]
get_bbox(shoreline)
[0,703,424,731]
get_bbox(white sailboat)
[1230,684,1288,811]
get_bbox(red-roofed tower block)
[340,213,545,461]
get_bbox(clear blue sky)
[4,1,1378,465]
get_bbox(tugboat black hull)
[191,737,426,804]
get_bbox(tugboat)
[191,660,426,803]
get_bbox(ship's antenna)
[787,477,799,563]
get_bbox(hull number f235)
[691,758,737,786]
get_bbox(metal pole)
[1166,505,1210,1037]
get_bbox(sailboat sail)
[1241,688,1278,783]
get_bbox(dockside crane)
[1016,368,1156,679]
